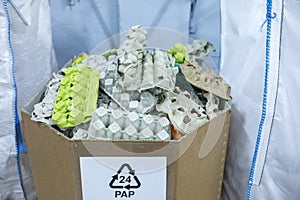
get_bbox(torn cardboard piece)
[179,62,232,100]
[157,87,208,134]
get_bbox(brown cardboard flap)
[22,111,77,200]
[174,110,230,200]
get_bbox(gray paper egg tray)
[31,71,65,125]
[119,25,147,52]
[156,86,208,134]
[179,62,231,101]
[117,50,143,74]
[88,107,171,141]
[82,53,114,72]
[115,25,147,75]
[100,63,158,114]
[97,87,121,110]
[117,49,178,92]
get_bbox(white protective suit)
[0,0,58,199]
[221,0,300,199]
[50,0,221,68]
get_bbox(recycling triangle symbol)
[109,163,141,190]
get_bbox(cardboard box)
[21,87,231,200]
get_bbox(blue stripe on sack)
[2,0,28,199]
[247,0,274,199]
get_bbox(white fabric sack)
[0,0,58,199]
[221,0,300,199]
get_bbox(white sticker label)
[80,157,167,200]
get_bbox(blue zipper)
[247,0,274,199]
[2,0,28,199]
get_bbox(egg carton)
[186,40,216,60]
[179,62,231,101]
[51,65,100,128]
[70,95,122,140]
[116,49,178,92]
[31,54,91,125]
[31,71,65,125]
[82,53,117,73]
[72,128,89,140]
[88,107,171,141]
[115,25,147,74]
[115,26,177,92]
[157,87,208,134]
[117,50,144,80]
[119,25,147,52]
[100,63,158,114]
[97,88,121,110]
[71,122,91,140]
[204,92,222,119]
